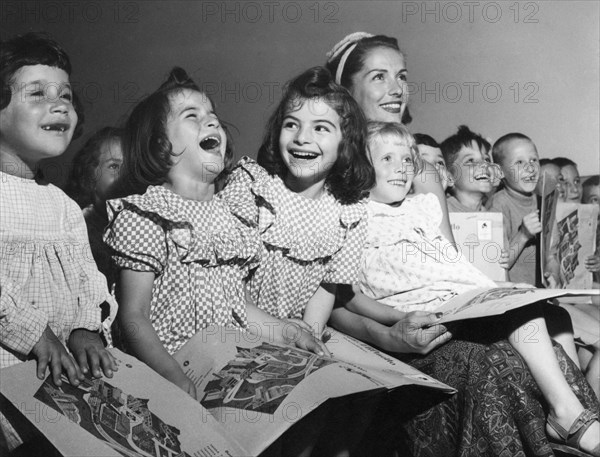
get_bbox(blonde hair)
[366,121,423,175]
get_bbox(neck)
[284,175,326,200]
[453,189,485,210]
[163,176,215,201]
[0,148,37,179]
[504,184,533,200]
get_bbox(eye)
[372,72,385,81]
[398,73,407,82]
[108,163,121,171]
[436,160,446,168]
[515,160,523,165]
[315,124,331,133]
[283,120,298,129]
[381,154,392,162]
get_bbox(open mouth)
[380,103,403,114]
[523,175,538,183]
[289,150,319,160]
[474,174,490,181]
[41,123,70,133]
[199,134,222,152]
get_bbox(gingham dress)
[221,157,367,320]
[104,185,259,354]
[359,194,495,312]
[0,171,115,369]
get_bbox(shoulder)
[489,189,510,210]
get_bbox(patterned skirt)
[398,337,599,457]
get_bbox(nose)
[294,125,311,144]
[389,78,405,98]
[50,99,69,116]
[204,116,220,129]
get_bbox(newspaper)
[437,286,599,323]
[0,329,454,457]
[449,212,506,281]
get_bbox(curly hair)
[119,66,234,196]
[65,127,123,208]
[257,66,374,205]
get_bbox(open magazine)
[541,179,599,291]
[437,286,599,323]
[0,328,454,457]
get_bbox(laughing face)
[349,47,408,123]
[165,88,226,184]
[559,164,582,203]
[278,97,342,195]
[368,133,415,205]
[0,64,77,173]
[450,142,494,195]
[500,139,540,195]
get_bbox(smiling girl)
[222,66,374,336]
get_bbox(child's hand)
[520,210,542,239]
[166,367,197,400]
[543,271,561,289]
[499,250,510,269]
[283,321,331,357]
[31,325,83,386]
[585,254,600,272]
[68,329,118,379]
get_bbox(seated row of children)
[2,33,599,456]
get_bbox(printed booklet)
[0,327,454,457]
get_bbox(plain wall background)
[3,0,599,187]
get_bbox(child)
[104,67,327,399]
[490,133,541,286]
[583,175,600,206]
[0,33,117,452]
[66,127,123,289]
[354,122,600,456]
[439,126,495,212]
[413,133,451,192]
[555,156,583,203]
[221,66,374,337]
[535,158,565,198]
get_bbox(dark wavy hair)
[326,34,412,124]
[257,66,374,205]
[65,127,123,208]
[118,66,234,196]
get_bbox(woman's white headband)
[326,32,374,85]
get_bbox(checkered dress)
[221,158,367,320]
[104,185,259,354]
[0,171,115,369]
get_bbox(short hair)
[539,158,555,167]
[257,66,374,205]
[120,67,234,195]
[65,127,124,208]
[491,132,533,166]
[413,133,439,149]
[326,34,412,124]
[552,157,578,169]
[583,175,599,188]
[1,32,72,110]
[365,121,423,176]
[440,125,491,170]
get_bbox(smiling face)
[559,164,582,202]
[278,97,342,194]
[0,64,77,173]
[499,139,540,195]
[450,142,494,195]
[417,144,450,190]
[165,88,226,184]
[368,133,415,205]
[94,138,123,201]
[349,47,408,123]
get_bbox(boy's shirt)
[490,187,539,286]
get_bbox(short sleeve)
[220,159,260,227]
[104,207,167,275]
[323,215,367,284]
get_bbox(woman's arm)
[330,286,453,355]
[413,161,456,245]
[116,269,196,398]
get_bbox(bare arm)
[302,283,336,336]
[117,269,196,398]
[342,285,405,326]
[413,161,456,244]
